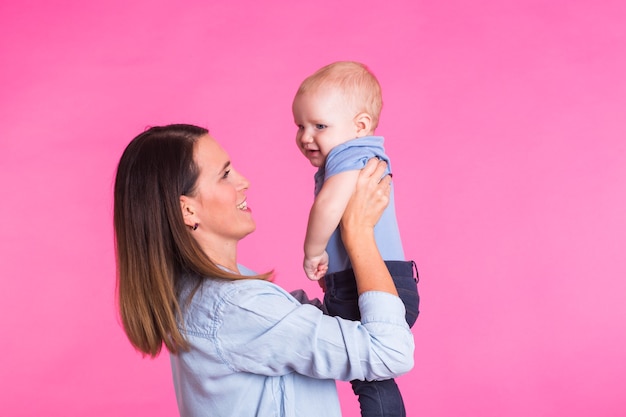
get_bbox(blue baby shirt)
[314,136,406,273]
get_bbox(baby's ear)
[354,112,373,137]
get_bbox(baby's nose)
[300,131,313,143]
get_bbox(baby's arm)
[304,170,360,280]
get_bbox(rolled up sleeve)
[215,281,414,382]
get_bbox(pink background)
[1,1,625,416]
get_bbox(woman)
[114,124,414,416]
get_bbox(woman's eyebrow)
[220,161,231,172]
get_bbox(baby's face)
[292,88,361,167]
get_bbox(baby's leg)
[323,260,419,324]
[386,260,420,327]
[351,379,406,417]
[324,262,418,417]
[323,268,360,320]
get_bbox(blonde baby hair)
[296,61,383,130]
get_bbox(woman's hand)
[340,158,391,248]
[340,158,397,296]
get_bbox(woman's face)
[185,134,255,244]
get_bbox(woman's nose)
[238,173,250,190]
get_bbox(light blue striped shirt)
[170,265,414,416]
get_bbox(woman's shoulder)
[179,277,305,334]
[185,276,298,312]
[217,278,299,307]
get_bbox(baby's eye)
[315,124,327,130]
[297,125,304,131]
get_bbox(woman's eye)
[222,169,231,179]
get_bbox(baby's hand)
[303,251,329,281]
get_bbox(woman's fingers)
[360,157,388,184]
[341,158,391,233]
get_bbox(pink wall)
[1,1,625,416]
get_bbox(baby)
[292,61,420,417]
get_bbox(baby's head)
[296,61,383,128]
[293,61,383,167]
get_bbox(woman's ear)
[354,112,373,137]
[180,196,199,228]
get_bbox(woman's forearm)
[344,230,398,296]
[340,158,397,296]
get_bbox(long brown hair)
[114,124,270,357]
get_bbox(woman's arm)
[215,280,413,381]
[340,158,398,296]
[213,160,412,381]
